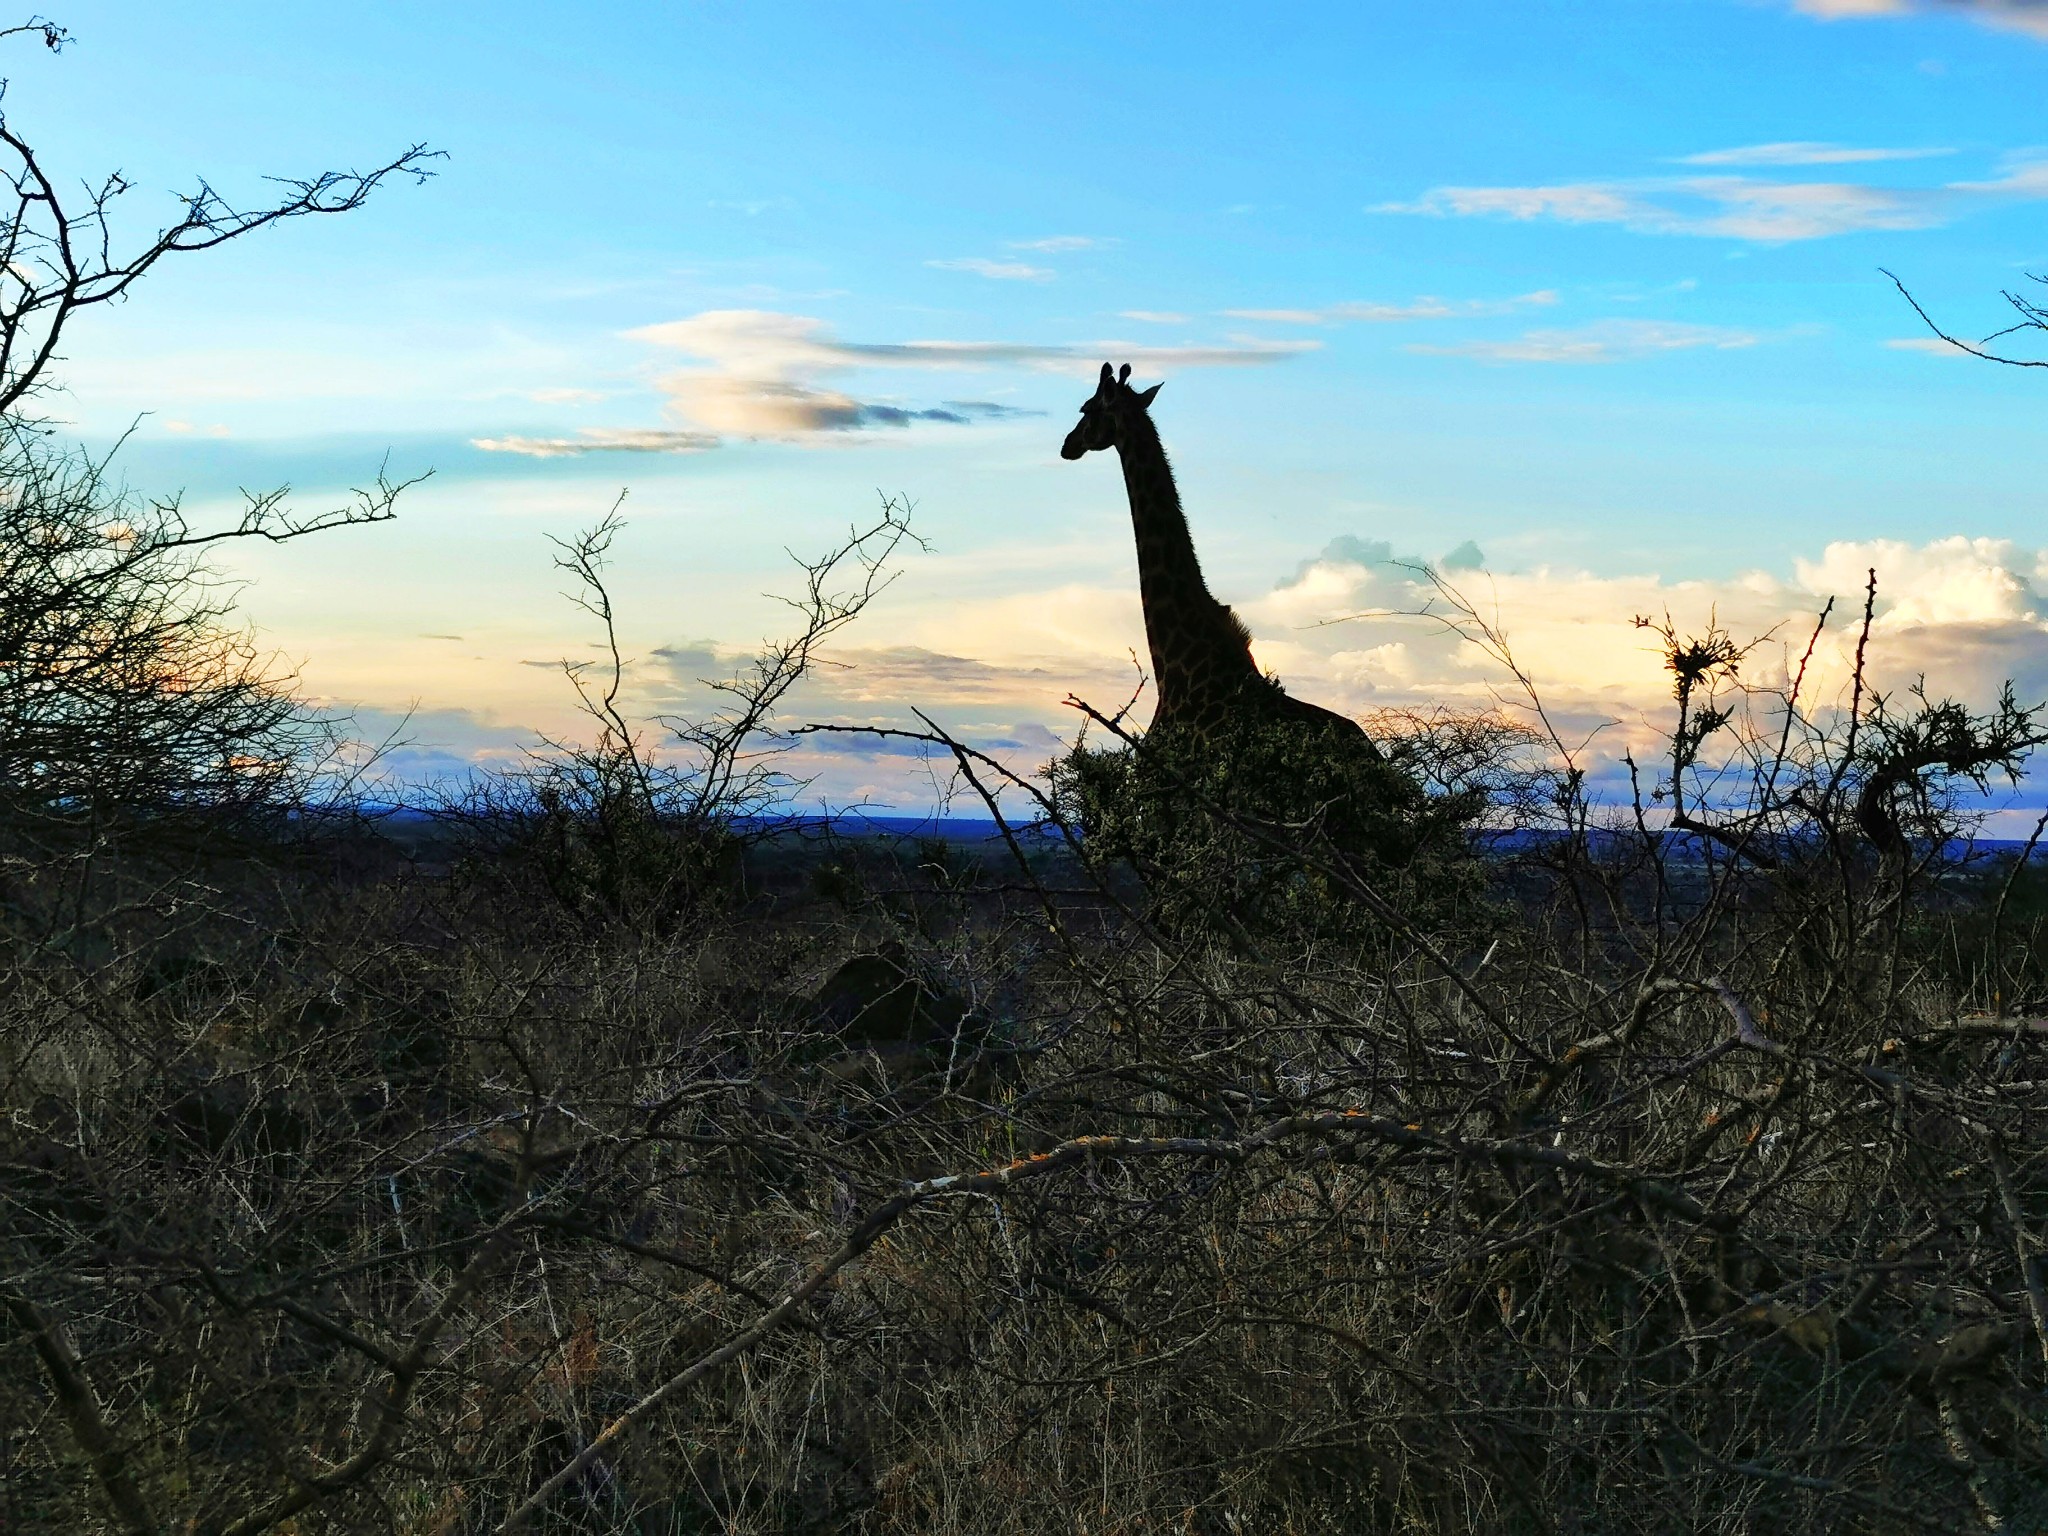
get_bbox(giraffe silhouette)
[1056,363,1459,932]
[1061,361,1379,753]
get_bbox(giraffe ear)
[1135,382,1162,407]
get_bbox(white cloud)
[1885,335,1969,354]
[1379,151,2048,241]
[1678,141,1953,166]
[1792,0,2048,38]
[1409,319,1759,364]
[926,257,1055,282]
[1223,290,1560,326]
[1119,310,1189,324]
[1794,535,2041,628]
[471,427,720,457]
[1008,235,1107,252]
[526,386,608,404]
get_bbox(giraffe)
[1061,361,1380,756]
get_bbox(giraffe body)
[1062,363,1379,754]
[1057,365,1471,933]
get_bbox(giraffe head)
[1060,362,1162,460]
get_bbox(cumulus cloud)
[843,531,2048,794]
[620,309,1316,440]
[927,257,1055,282]
[1223,291,1559,326]
[1791,0,2048,38]
[1677,141,1953,166]
[471,427,721,457]
[1379,154,2048,241]
[1795,535,2044,629]
[1213,532,2048,796]
[1409,319,1759,364]
[1441,540,1487,572]
[1284,535,1402,586]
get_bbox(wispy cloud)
[1885,335,1971,354]
[471,427,721,458]
[926,257,1055,282]
[651,381,1035,436]
[1223,290,1559,326]
[939,400,1044,420]
[1008,235,1109,252]
[1119,310,1188,324]
[583,311,1309,441]
[707,195,798,216]
[1379,156,2048,241]
[1409,319,1759,364]
[1677,141,1953,166]
[1791,0,2048,39]
[1381,176,1951,240]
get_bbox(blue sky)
[21,1,2048,808]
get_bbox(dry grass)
[3,775,2046,1534]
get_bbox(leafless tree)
[0,18,433,845]
[441,493,920,930]
[1885,264,2048,368]
[0,20,439,415]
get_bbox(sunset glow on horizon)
[28,1,2048,817]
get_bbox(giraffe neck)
[1112,409,1261,728]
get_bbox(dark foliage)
[1052,706,1487,937]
